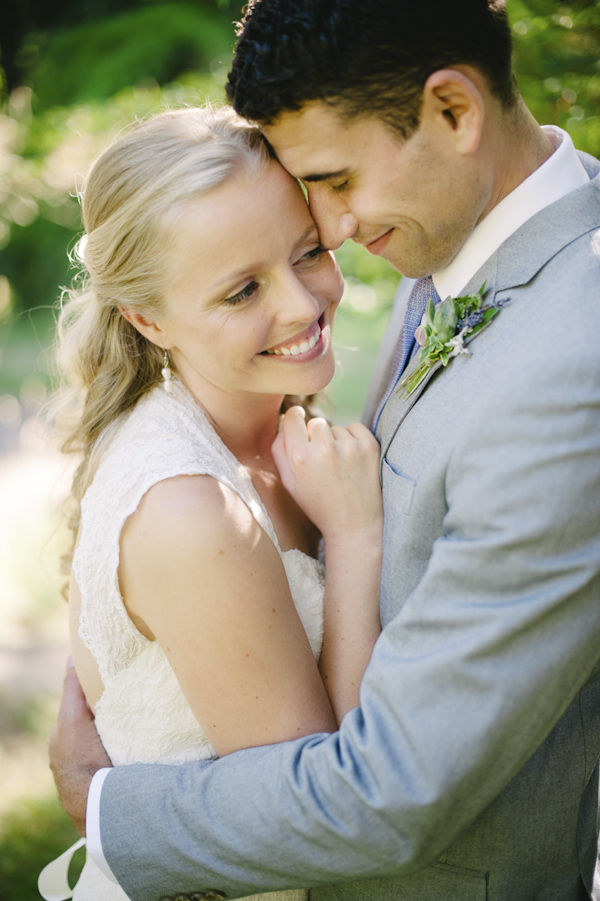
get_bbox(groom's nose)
[306,191,358,250]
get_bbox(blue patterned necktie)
[371,275,441,435]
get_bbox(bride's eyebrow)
[208,265,260,292]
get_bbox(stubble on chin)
[384,216,477,279]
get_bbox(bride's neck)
[195,389,283,462]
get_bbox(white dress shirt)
[87,767,116,881]
[86,125,592,885]
[433,126,589,299]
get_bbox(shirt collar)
[432,126,590,301]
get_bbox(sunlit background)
[0,0,598,895]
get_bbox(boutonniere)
[397,283,510,398]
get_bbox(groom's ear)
[421,67,484,155]
[120,308,171,348]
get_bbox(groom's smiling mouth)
[363,229,394,256]
[262,316,324,357]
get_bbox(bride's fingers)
[306,417,332,443]
[272,427,295,495]
[329,425,355,442]
[327,424,378,453]
[345,421,377,442]
[282,405,306,425]
[280,407,311,465]
[281,406,308,442]
[271,426,286,468]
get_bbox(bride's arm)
[118,474,337,757]
[273,407,383,723]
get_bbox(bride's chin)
[291,355,337,396]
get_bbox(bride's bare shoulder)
[124,473,258,546]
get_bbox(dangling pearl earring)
[161,349,173,394]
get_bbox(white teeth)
[266,323,321,356]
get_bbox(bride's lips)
[261,315,325,359]
[364,229,393,256]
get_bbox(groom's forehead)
[262,103,386,179]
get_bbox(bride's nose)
[275,272,321,324]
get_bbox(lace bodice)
[70,380,323,901]
[75,379,325,764]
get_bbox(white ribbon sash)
[38,837,86,901]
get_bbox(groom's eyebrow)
[299,168,350,183]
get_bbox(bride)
[44,106,382,900]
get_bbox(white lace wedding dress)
[70,380,325,900]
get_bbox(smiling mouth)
[262,316,323,356]
[363,229,393,255]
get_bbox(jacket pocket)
[382,458,416,517]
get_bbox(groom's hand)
[49,658,113,836]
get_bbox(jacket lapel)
[377,353,443,477]
[376,313,497,475]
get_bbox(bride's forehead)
[164,186,315,293]
[170,176,312,255]
[179,161,302,216]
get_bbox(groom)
[50,1,600,899]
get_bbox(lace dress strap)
[74,380,280,686]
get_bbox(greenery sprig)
[397,284,509,399]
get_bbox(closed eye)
[295,245,327,266]
[224,280,259,306]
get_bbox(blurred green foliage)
[28,3,233,111]
[0,796,84,901]
[0,0,598,411]
[510,0,600,153]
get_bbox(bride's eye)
[224,280,259,306]
[295,246,326,266]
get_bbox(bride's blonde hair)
[50,106,278,564]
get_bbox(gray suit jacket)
[100,158,600,901]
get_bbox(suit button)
[173,896,191,901]
[159,897,175,901]
[205,893,227,900]
[189,894,208,900]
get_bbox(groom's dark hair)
[226,0,516,138]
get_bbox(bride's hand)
[272,406,382,545]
